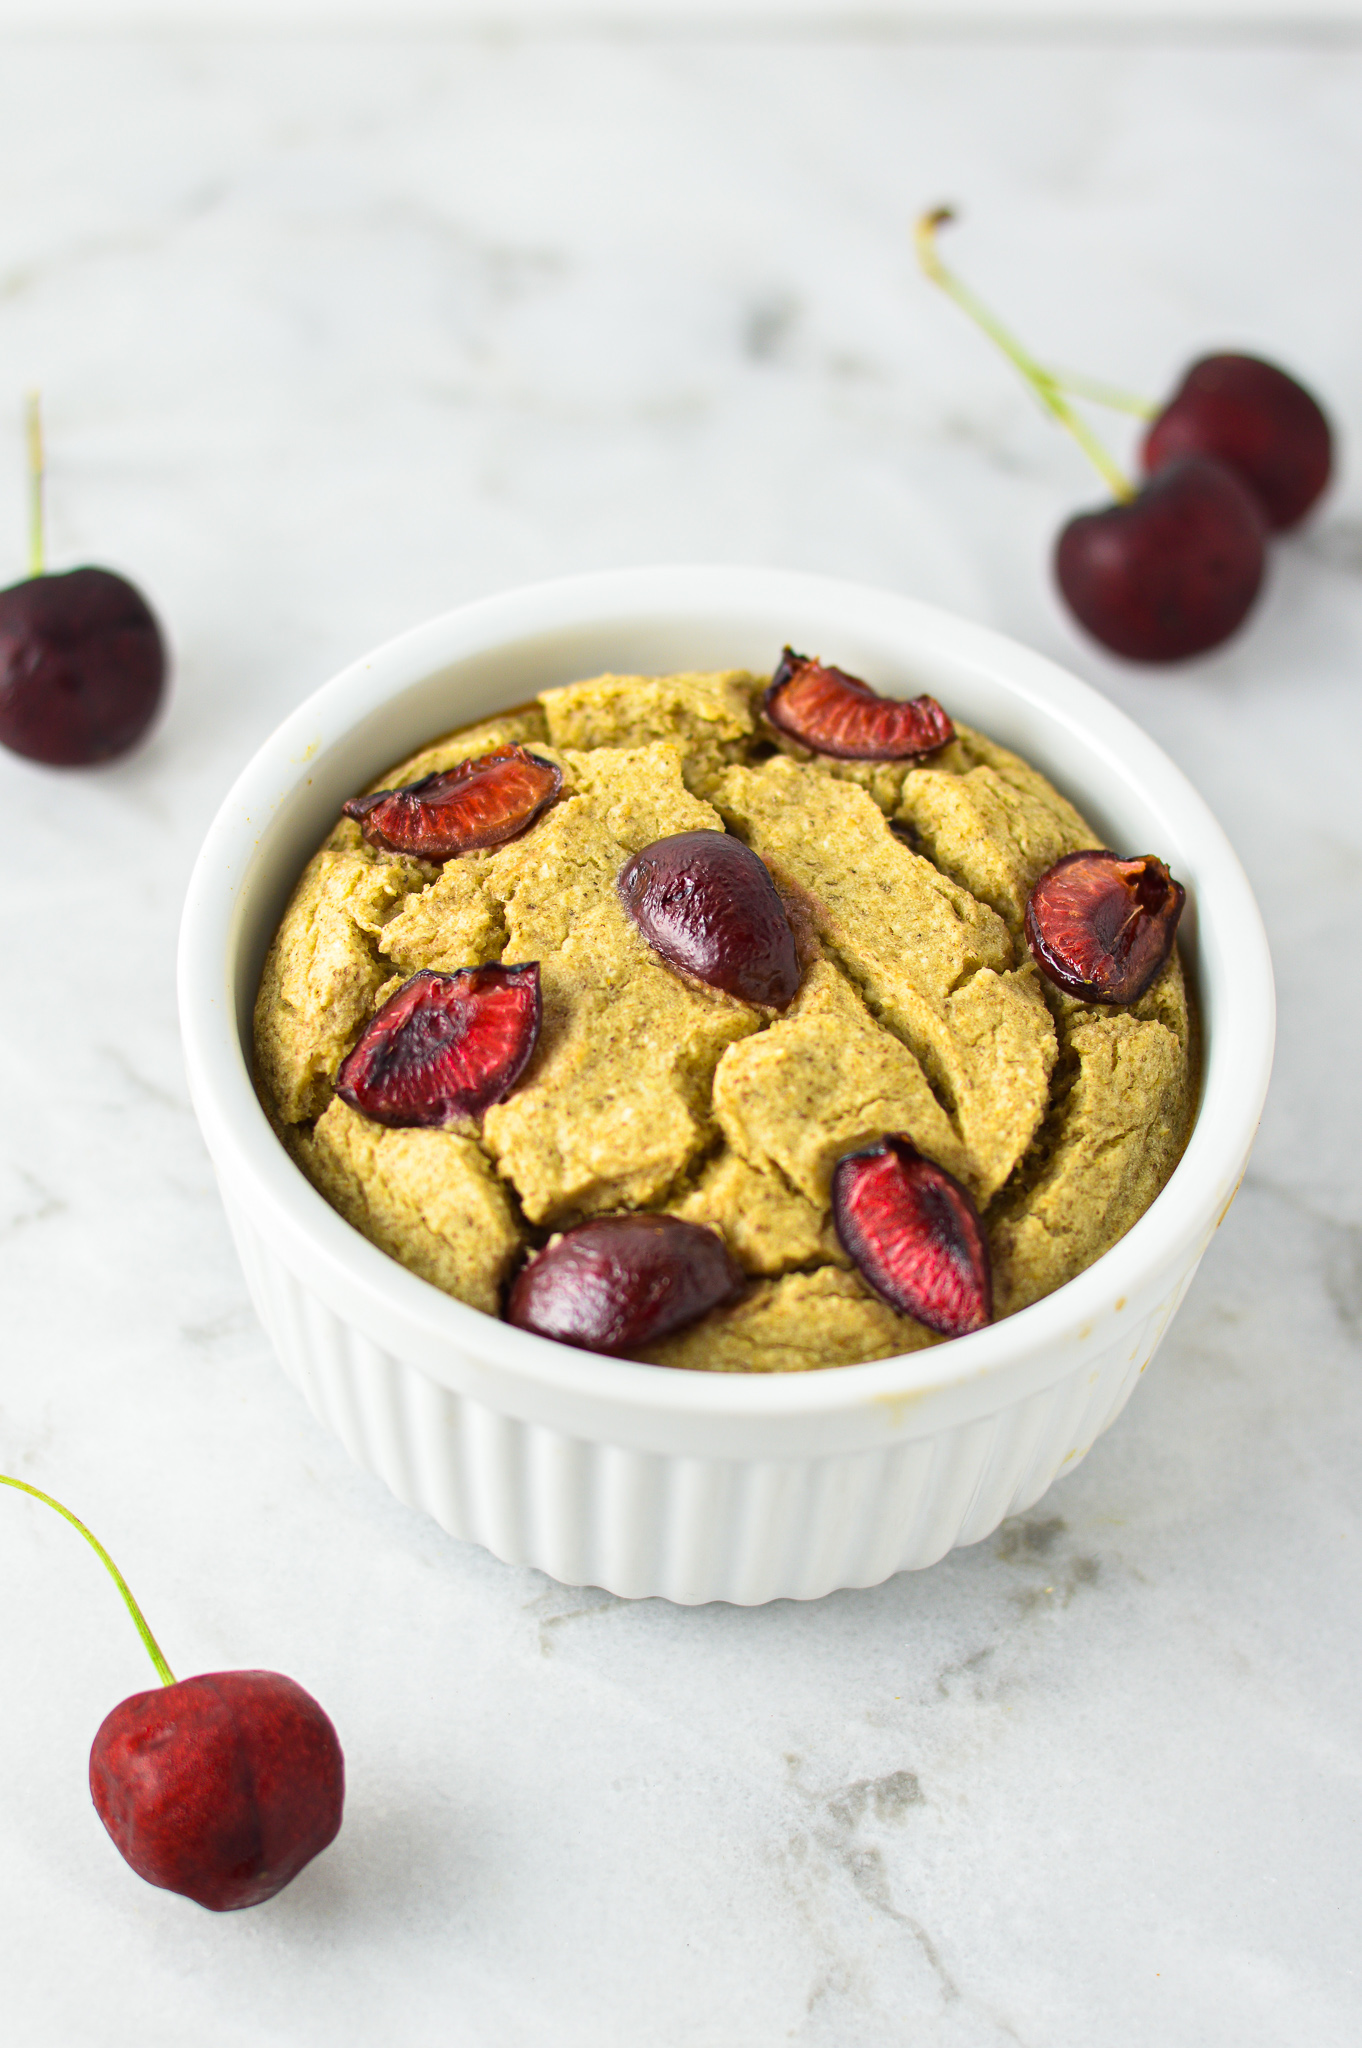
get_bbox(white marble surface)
[2,25,1361,2046]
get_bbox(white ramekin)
[178,567,1274,1605]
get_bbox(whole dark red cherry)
[1143,353,1333,532]
[90,1670,344,1912]
[2,1472,344,1916]
[507,1214,744,1356]
[0,566,166,766]
[1055,456,1266,663]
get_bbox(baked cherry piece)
[764,649,955,760]
[506,1214,744,1356]
[1025,849,1185,1004]
[343,745,562,860]
[90,1672,344,1912]
[0,566,166,766]
[1143,353,1333,531]
[618,831,801,1009]
[1054,457,1266,663]
[1,1474,343,1913]
[832,1137,992,1339]
[336,963,540,1126]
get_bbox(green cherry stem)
[1038,366,1157,420]
[25,392,45,579]
[1,1474,176,1687]
[915,208,1137,503]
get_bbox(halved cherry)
[1025,849,1184,1005]
[335,964,540,1127]
[832,1137,991,1339]
[618,830,801,1009]
[763,648,954,760]
[506,1214,743,1356]
[343,745,562,860]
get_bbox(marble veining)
[1,24,1360,2047]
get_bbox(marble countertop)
[2,24,1360,2047]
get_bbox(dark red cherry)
[832,1137,991,1339]
[336,963,540,1126]
[343,745,562,860]
[0,566,166,766]
[764,649,954,759]
[90,1670,344,1913]
[1025,849,1184,1004]
[1055,456,1266,662]
[1143,353,1332,532]
[506,1214,743,1356]
[618,831,800,1009]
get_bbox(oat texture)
[254,672,1197,1369]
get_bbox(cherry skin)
[618,832,801,1009]
[507,1214,744,1356]
[1143,353,1332,532]
[1,1475,345,1915]
[0,566,166,766]
[1055,456,1267,663]
[90,1670,344,1912]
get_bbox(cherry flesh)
[832,1137,992,1339]
[1143,353,1332,532]
[337,964,540,1127]
[0,567,166,766]
[1025,849,1184,1005]
[1055,456,1266,662]
[90,1670,344,1913]
[618,831,801,1009]
[764,649,955,760]
[506,1213,744,1356]
[343,745,562,861]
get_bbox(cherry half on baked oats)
[336,964,541,1127]
[343,744,562,860]
[763,648,955,761]
[1025,849,1185,1005]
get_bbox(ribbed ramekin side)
[584,1440,670,1600]
[954,1379,1072,1546]
[220,1188,1203,1604]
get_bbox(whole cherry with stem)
[0,394,167,765]
[916,209,1273,663]
[2,1473,343,1911]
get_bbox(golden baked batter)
[254,670,1196,1369]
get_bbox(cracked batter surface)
[254,671,1197,1370]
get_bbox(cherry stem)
[25,392,45,580]
[1,1474,176,1687]
[1040,367,1157,420]
[915,208,1136,503]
